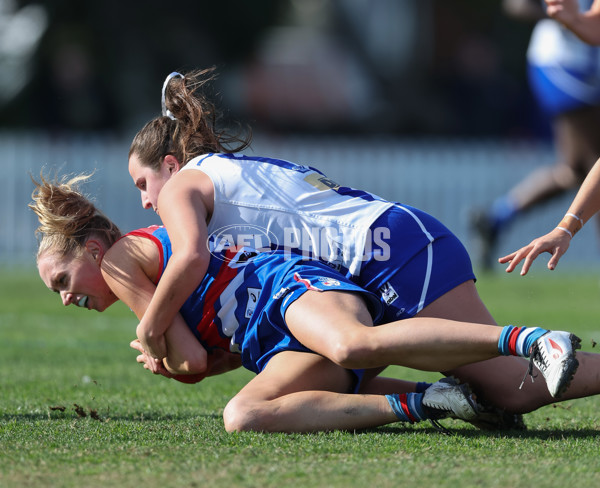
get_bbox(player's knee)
[553,164,578,189]
[223,398,249,432]
[223,398,266,433]
[328,331,375,369]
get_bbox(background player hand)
[498,227,572,275]
[545,0,581,25]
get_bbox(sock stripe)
[498,325,513,355]
[508,326,523,356]
[386,393,427,423]
[499,325,549,357]
[407,393,427,421]
[516,328,535,356]
[399,394,417,423]
[522,327,548,357]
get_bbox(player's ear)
[163,154,182,174]
[84,239,105,263]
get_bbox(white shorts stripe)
[217,271,245,337]
[395,204,434,313]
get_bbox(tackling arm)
[101,235,208,376]
[135,174,212,361]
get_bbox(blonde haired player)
[121,68,592,416]
[31,172,599,433]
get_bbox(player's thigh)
[557,108,600,174]
[232,350,355,403]
[284,290,373,356]
[416,279,497,326]
[445,355,552,411]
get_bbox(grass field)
[1,268,600,488]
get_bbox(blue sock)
[490,195,518,232]
[498,325,547,357]
[386,393,428,423]
[415,381,432,393]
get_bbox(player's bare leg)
[285,289,502,372]
[419,280,596,411]
[222,351,478,433]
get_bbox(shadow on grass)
[3,411,598,440]
[0,411,223,422]
[373,425,600,439]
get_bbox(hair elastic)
[161,71,184,120]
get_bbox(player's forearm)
[163,352,208,375]
[581,8,600,43]
[139,253,207,350]
[560,10,600,44]
[205,351,242,376]
[544,0,600,43]
[566,158,600,224]
[162,313,210,375]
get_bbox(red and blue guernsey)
[126,226,382,374]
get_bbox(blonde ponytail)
[29,172,121,260]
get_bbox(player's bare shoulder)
[102,233,161,283]
[168,167,215,215]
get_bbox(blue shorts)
[528,64,600,116]
[354,204,476,324]
[239,259,382,392]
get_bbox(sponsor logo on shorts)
[379,282,399,305]
[272,287,290,300]
[293,273,323,292]
[317,277,341,287]
[245,288,261,318]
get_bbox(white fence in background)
[2,132,599,272]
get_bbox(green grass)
[1,269,600,487]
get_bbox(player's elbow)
[175,247,207,272]
[164,348,208,375]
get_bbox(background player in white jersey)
[34,173,593,432]
[500,157,600,274]
[471,0,600,269]
[126,68,583,413]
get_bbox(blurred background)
[2,0,599,271]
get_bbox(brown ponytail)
[129,67,252,171]
[29,172,121,260]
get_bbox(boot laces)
[519,345,542,390]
